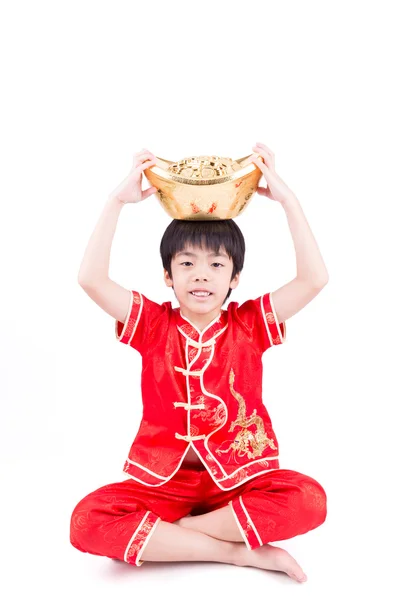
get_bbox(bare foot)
[238,543,308,583]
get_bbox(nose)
[194,275,209,281]
[190,260,214,282]
[192,266,210,281]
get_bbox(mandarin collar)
[174,306,228,344]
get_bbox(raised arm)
[78,149,157,323]
[77,195,131,321]
[78,195,124,286]
[249,141,329,324]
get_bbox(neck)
[179,306,222,332]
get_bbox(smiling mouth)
[189,292,212,297]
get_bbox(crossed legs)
[140,504,308,583]
[140,469,328,584]
[71,468,326,584]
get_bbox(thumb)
[143,186,158,199]
[257,186,268,196]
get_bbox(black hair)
[160,219,245,305]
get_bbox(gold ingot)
[144,153,264,220]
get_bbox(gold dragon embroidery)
[215,368,277,460]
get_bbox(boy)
[70,143,329,583]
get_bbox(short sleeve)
[115,290,167,355]
[233,291,286,353]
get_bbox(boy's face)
[164,243,240,328]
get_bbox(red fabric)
[114,290,287,490]
[70,465,327,566]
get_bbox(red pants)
[70,464,327,566]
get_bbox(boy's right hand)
[108,149,158,205]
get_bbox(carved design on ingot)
[238,190,254,214]
[158,189,169,206]
[216,368,277,460]
[168,156,242,180]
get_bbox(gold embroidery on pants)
[216,368,277,460]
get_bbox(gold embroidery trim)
[216,368,277,459]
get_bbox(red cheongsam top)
[115,291,286,491]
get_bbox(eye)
[180,262,224,267]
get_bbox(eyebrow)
[176,251,229,259]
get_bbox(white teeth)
[191,291,211,296]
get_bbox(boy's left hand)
[250,142,297,207]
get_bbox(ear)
[230,272,241,290]
[164,268,173,288]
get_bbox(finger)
[134,148,148,157]
[142,186,158,199]
[252,145,270,157]
[254,143,276,169]
[252,156,269,172]
[139,153,156,163]
[134,158,156,172]
[255,141,274,155]
[252,148,274,171]
[249,153,264,164]
[258,185,274,201]
[134,153,156,163]
[137,148,155,157]
[133,150,156,165]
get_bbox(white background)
[1,0,399,597]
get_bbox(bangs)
[165,221,237,260]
